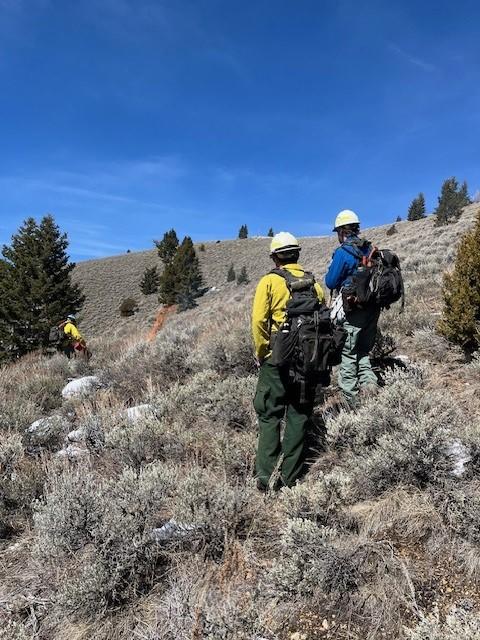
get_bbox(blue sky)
[0,0,479,261]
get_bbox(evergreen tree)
[238,224,248,239]
[407,193,426,221]
[227,264,236,282]
[155,229,179,264]
[267,227,274,237]
[438,211,480,352]
[396,216,402,222]
[237,266,249,285]
[386,224,397,236]
[158,236,204,308]
[434,178,469,226]
[158,261,178,306]
[173,236,204,300]
[0,215,84,360]
[140,266,160,295]
[459,181,471,207]
[176,291,197,312]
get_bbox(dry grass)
[1,203,480,639]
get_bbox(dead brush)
[33,462,177,616]
[143,554,279,640]
[349,487,443,545]
[268,517,420,639]
[168,468,269,561]
[404,603,480,640]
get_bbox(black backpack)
[268,269,346,394]
[48,325,63,345]
[341,241,404,312]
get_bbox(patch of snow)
[394,355,411,365]
[56,444,88,460]
[125,404,156,423]
[67,428,85,443]
[62,376,101,399]
[448,440,471,477]
[151,519,198,543]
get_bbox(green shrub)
[34,463,175,614]
[227,263,236,282]
[140,266,160,295]
[326,369,463,499]
[236,266,249,285]
[439,211,480,352]
[119,297,139,317]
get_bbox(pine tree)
[158,261,178,306]
[0,215,84,360]
[140,266,160,295]
[237,266,249,285]
[386,224,397,236]
[227,264,236,282]
[407,193,426,221]
[173,236,204,300]
[459,181,471,207]
[155,229,179,264]
[434,178,469,226]
[438,211,480,352]
[396,216,402,222]
[158,236,204,308]
[238,224,248,239]
[267,227,274,237]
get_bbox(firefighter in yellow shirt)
[252,232,325,491]
[60,314,89,359]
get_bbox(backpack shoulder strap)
[340,244,363,261]
[269,268,316,292]
[270,268,295,282]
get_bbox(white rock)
[151,519,197,542]
[56,444,88,460]
[67,428,85,443]
[62,376,101,399]
[125,404,155,423]
[25,416,65,445]
[448,440,471,477]
[395,355,411,365]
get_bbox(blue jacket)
[325,236,371,292]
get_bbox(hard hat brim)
[270,244,301,256]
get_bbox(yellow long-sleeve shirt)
[63,321,82,342]
[251,263,325,361]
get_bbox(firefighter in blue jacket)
[325,210,379,406]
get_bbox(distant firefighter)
[57,314,91,361]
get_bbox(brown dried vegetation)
[1,204,480,639]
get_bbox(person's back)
[252,263,324,364]
[60,314,89,360]
[325,210,380,407]
[325,234,371,293]
[252,232,325,492]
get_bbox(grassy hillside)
[74,206,477,338]
[1,203,480,640]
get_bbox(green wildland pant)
[339,306,380,405]
[254,361,314,489]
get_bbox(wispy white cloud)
[213,166,327,192]
[388,43,437,72]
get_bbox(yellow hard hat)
[333,209,360,231]
[269,231,301,255]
